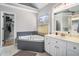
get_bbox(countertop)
[45,34,79,43]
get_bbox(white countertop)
[45,34,79,43]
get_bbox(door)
[1,12,15,46]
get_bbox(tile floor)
[0,45,49,56]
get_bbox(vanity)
[45,34,79,56]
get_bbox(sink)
[51,34,65,39]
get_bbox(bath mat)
[13,50,37,56]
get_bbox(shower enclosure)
[0,11,16,47]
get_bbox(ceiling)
[5,3,60,13]
[68,5,79,12]
[60,5,79,13]
[19,3,49,9]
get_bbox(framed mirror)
[54,12,71,32]
[70,14,79,35]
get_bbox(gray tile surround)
[17,31,38,37]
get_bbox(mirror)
[70,14,79,34]
[56,20,61,31]
[55,13,61,31]
[55,12,71,32]
[54,4,79,34]
[67,5,79,35]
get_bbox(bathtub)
[17,35,44,52]
[18,35,44,42]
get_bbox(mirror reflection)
[54,5,79,35]
[55,12,71,32]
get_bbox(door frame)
[1,11,16,47]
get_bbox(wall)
[38,25,48,34]
[38,4,53,34]
[0,12,1,46]
[0,4,37,39]
[16,11,37,32]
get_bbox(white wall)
[0,12,1,47]
[15,11,37,32]
[0,4,37,32]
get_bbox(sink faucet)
[68,32,71,36]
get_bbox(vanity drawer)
[67,41,79,54]
[50,38,58,44]
[67,49,79,56]
[57,39,66,47]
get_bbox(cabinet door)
[56,39,66,56]
[55,45,62,56]
[49,38,57,56]
[67,41,79,56]
[44,37,50,53]
[67,49,78,56]
[50,42,56,56]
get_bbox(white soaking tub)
[17,35,44,52]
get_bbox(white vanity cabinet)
[45,36,66,56]
[45,35,79,56]
[67,41,79,56]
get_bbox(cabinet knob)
[48,43,50,44]
[56,41,58,43]
[55,46,56,48]
[55,46,59,48]
[56,46,59,48]
[73,47,76,49]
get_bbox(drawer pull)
[48,43,50,44]
[56,46,59,48]
[55,46,56,48]
[55,46,59,48]
[56,41,58,43]
[73,47,76,49]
